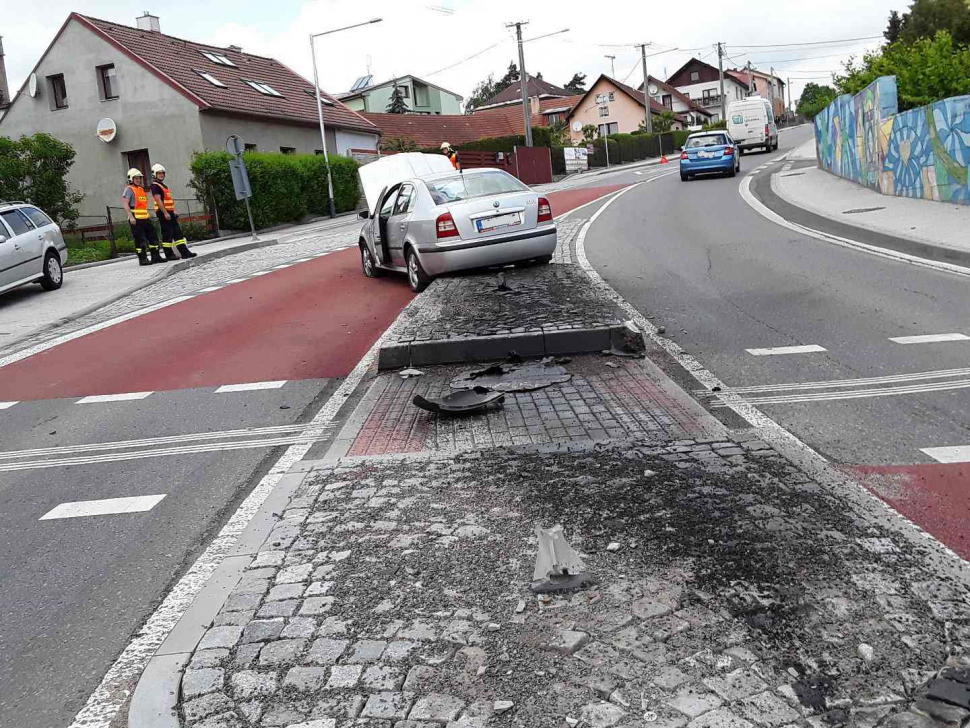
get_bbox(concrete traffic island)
[377,264,645,370]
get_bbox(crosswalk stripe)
[889,333,969,344]
[77,392,153,404]
[40,495,166,520]
[921,445,970,464]
[746,345,827,356]
[215,381,287,393]
[0,402,18,410]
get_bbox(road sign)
[229,158,252,201]
[226,134,245,156]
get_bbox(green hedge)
[455,126,558,153]
[190,151,360,230]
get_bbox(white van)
[727,97,778,154]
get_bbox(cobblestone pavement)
[179,438,970,728]
[0,219,360,358]
[383,266,625,348]
[346,356,715,456]
[553,218,585,265]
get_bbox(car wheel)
[40,251,63,291]
[406,248,431,293]
[728,164,737,178]
[680,172,689,182]
[360,242,384,278]
[536,255,553,265]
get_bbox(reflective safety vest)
[127,184,150,220]
[447,151,460,170]
[153,181,176,212]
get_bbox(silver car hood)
[358,153,455,213]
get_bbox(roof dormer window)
[195,70,228,88]
[244,80,284,97]
[201,51,237,67]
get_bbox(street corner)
[176,438,970,728]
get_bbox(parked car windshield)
[426,171,528,205]
[687,134,728,148]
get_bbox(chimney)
[0,37,10,108]
[227,45,242,53]
[136,12,160,33]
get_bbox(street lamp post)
[310,18,382,218]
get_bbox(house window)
[599,105,609,117]
[413,84,429,107]
[662,94,672,109]
[608,92,615,102]
[304,89,334,105]
[195,70,228,88]
[547,113,561,125]
[245,144,258,152]
[280,147,296,155]
[598,122,618,137]
[47,74,68,110]
[396,86,410,98]
[690,71,700,82]
[97,64,118,100]
[201,51,237,67]
[244,80,284,97]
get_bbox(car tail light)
[724,146,734,156]
[537,197,553,222]
[436,212,459,239]
[680,151,688,160]
[765,124,770,137]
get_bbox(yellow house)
[566,75,688,144]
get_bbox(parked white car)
[0,201,68,295]
[356,153,558,292]
[727,97,778,153]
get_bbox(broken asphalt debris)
[412,386,505,414]
[399,368,424,379]
[531,524,595,593]
[451,359,572,393]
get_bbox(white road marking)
[225,278,248,284]
[889,333,969,345]
[70,309,394,728]
[716,377,970,406]
[294,257,313,262]
[739,176,970,279]
[746,344,827,356]
[77,392,153,404]
[272,264,294,269]
[198,285,223,293]
[0,401,17,410]
[40,495,166,521]
[215,380,287,393]
[249,270,271,276]
[921,445,970,464]
[700,365,970,395]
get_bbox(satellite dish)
[571,121,583,132]
[96,118,118,143]
[648,84,659,95]
[28,73,38,98]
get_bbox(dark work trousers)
[158,212,183,250]
[130,219,160,257]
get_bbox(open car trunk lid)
[358,153,454,214]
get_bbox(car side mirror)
[358,210,370,220]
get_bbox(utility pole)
[746,60,754,96]
[717,42,727,123]
[787,77,792,121]
[605,54,616,77]
[507,21,533,147]
[769,65,776,119]
[636,43,653,135]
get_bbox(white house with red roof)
[0,12,379,217]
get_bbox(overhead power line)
[726,34,882,49]
[424,37,508,77]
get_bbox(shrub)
[190,151,360,230]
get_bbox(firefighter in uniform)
[150,164,197,259]
[123,168,164,265]
[440,141,460,170]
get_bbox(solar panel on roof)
[350,75,373,92]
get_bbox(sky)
[2,0,901,109]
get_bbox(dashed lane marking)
[39,495,166,521]
[0,401,17,410]
[76,392,153,404]
[710,377,970,406]
[922,445,970,464]
[889,333,970,345]
[698,366,970,395]
[215,380,287,393]
[745,344,827,356]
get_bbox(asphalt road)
[584,125,970,559]
[0,185,623,728]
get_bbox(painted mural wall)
[814,75,970,205]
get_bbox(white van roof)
[358,153,455,213]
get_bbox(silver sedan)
[357,155,557,292]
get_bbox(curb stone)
[0,238,278,357]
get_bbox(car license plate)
[697,150,718,159]
[476,212,521,233]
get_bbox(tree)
[582,124,598,142]
[795,82,838,119]
[465,62,522,112]
[0,133,84,225]
[835,31,970,110]
[386,83,409,114]
[899,0,970,45]
[649,110,677,133]
[885,10,904,43]
[564,73,587,95]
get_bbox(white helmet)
[151,163,166,175]
[440,141,452,150]
[127,167,144,182]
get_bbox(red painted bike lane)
[0,186,629,402]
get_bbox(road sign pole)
[243,196,257,241]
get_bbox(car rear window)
[21,206,54,229]
[426,171,528,205]
[687,134,728,148]
[0,209,34,237]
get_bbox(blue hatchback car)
[679,131,740,181]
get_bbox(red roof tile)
[76,14,377,134]
[477,76,572,108]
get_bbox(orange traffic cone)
[660,155,669,164]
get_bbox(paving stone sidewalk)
[179,437,970,728]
